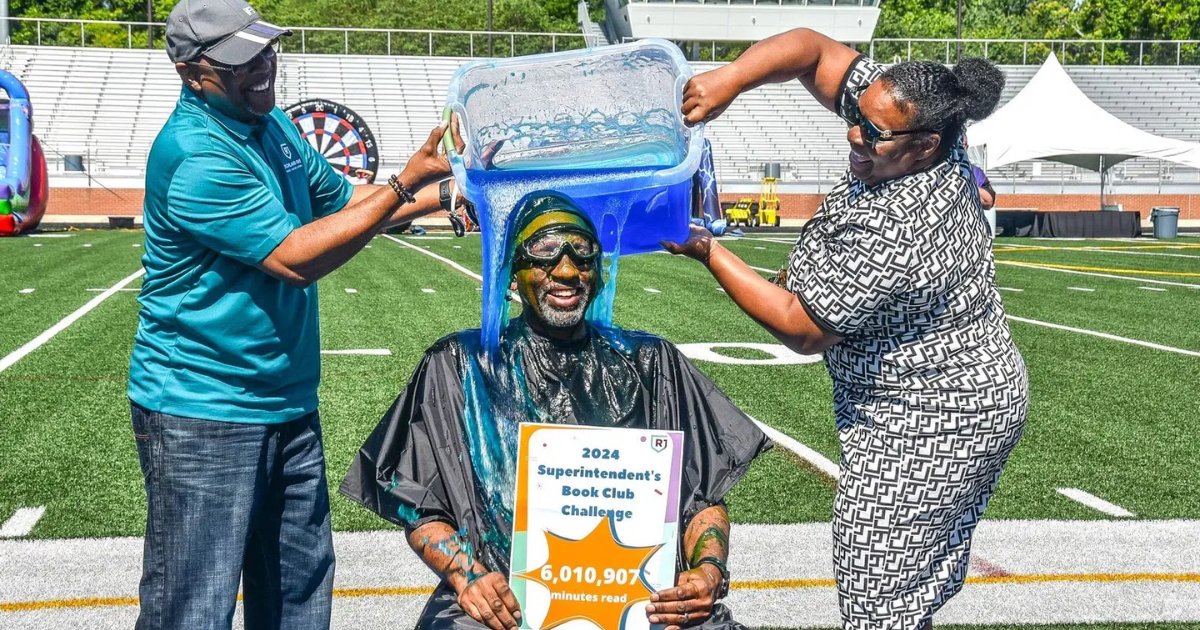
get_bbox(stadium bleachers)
[8,44,1200,184]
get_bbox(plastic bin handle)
[440,107,459,159]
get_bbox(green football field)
[2,229,1199,628]
[1,230,1197,540]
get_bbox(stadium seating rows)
[7,45,1200,184]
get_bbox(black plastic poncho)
[339,320,769,629]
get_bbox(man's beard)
[534,281,592,329]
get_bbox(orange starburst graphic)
[514,516,661,630]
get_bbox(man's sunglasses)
[192,39,279,77]
[517,227,600,268]
[842,85,935,150]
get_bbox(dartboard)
[285,99,379,184]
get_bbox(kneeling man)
[341,192,770,630]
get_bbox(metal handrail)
[622,35,1200,65]
[12,18,1200,65]
[868,37,1200,66]
[7,17,590,57]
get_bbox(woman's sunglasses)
[517,227,600,268]
[842,85,935,150]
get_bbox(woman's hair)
[880,58,1005,157]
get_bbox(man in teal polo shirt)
[129,1,452,628]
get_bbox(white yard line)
[0,507,46,538]
[748,416,839,479]
[344,288,358,294]
[321,349,392,356]
[749,264,775,274]
[1137,286,1167,292]
[643,287,661,294]
[27,233,72,238]
[739,234,802,240]
[1084,247,1200,260]
[86,288,139,292]
[1007,315,1200,358]
[381,233,482,281]
[18,288,34,294]
[999,287,1024,292]
[1056,488,1137,518]
[421,288,436,293]
[1067,287,1095,292]
[996,260,1200,289]
[0,268,145,374]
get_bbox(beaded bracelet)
[387,174,417,204]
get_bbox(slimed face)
[507,196,602,340]
[514,225,600,334]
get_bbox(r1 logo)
[651,435,668,453]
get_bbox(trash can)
[1150,207,1180,239]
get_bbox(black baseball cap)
[166,0,291,65]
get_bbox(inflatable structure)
[0,70,48,236]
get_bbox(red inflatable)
[0,136,47,236]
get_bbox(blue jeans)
[131,402,335,630]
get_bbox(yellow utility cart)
[725,175,781,228]
[756,175,780,227]
[726,198,756,227]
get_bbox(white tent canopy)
[967,53,1200,173]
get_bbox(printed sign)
[510,423,684,630]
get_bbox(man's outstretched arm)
[258,124,449,287]
[646,505,730,630]
[407,521,522,630]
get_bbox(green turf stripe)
[0,230,144,356]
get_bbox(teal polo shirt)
[129,87,353,423]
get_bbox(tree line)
[12,0,1200,64]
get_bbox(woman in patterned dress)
[664,28,1028,630]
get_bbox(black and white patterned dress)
[783,56,1028,629]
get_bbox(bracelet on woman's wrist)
[388,174,417,204]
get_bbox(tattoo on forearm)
[689,525,729,566]
[412,526,490,585]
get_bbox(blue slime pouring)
[443,39,705,355]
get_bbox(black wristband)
[388,174,416,204]
[439,179,453,212]
[694,556,729,600]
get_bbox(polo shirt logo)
[278,142,303,173]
